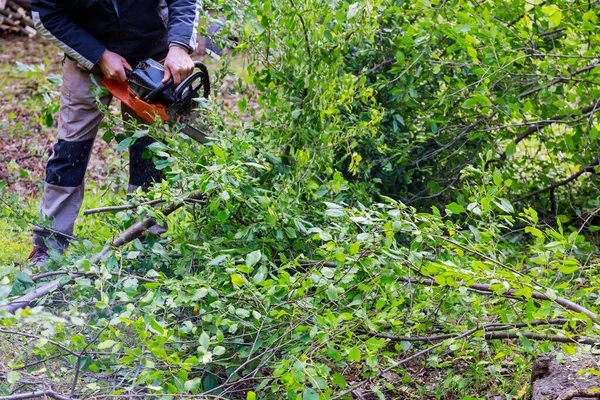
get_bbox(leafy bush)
[2,0,600,399]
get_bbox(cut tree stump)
[531,352,600,400]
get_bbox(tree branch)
[0,329,78,357]
[512,157,600,203]
[557,390,600,400]
[397,276,598,321]
[2,191,204,313]
[331,327,480,399]
[355,318,571,342]
[0,391,73,400]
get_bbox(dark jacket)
[31,0,200,70]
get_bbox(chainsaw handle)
[142,76,174,103]
[173,62,210,102]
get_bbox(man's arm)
[166,0,201,53]
[162,0,201,85]
[31,0,106,71]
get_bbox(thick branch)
[0,391,73,400]
[512,157,600,203]
[398,276,598,321]
[557,390,600,400]
[1,192,204,313]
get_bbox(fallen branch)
[83,197,207,215]
[331,327,480,399]
[398,276,598,321]
[484,331,600,345]
[0,391,72,400]
[0,329,78,357]
[355,318,571,342]
[557,389,600,400]
[1,191,204,313]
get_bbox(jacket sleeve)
[31,0,106,70]
[166,0,201,52]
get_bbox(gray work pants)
[33,58,164,252]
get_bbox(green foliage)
[3,0,600,398]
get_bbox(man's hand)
[162,46,194,85]
[98,50,132,82]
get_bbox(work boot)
[28,245,50,267]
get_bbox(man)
[28,0,200,265]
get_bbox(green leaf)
[212,144,226,159]
[519,334,534,353]
[231,274,246,286]
[199,331,210,348]
[15,272,33,285]
[247,392,257,400]
[246,250,261,268]
[97,340,116,350]
[348,346,361,362]
[303,388,319,400]
[7,371,19,385]
[332,372,346,389]
[445,202,465,215]
[184,378,202,393]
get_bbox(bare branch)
[0,391,73,400]
[331,327,480,399]
[512,157,600,203]
[397,276,598,321]
[0,329,79,357]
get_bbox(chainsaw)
[102,58,210,143]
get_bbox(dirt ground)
[0,34,119,198]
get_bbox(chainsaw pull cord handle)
[142,76,174,103]
[173,62,211,102]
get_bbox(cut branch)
[0,391,73,400]
[1,191,204,313]
[355,318,571,342]
[331,327,480,399]
[484,331,600,345]
[83,197,206,215]
[557,390,600,400]
[0,329,78,357]
[398,276,598,321]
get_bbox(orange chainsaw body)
[102,77,170,124]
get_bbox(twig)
[83,197,206,215]
[331,327,480,399]
[71,325,108,398]
[507,1,547,27]
[0,329,78,357]
[0,391,73,400]
[83,199,165,215]
[397,276,598,321]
